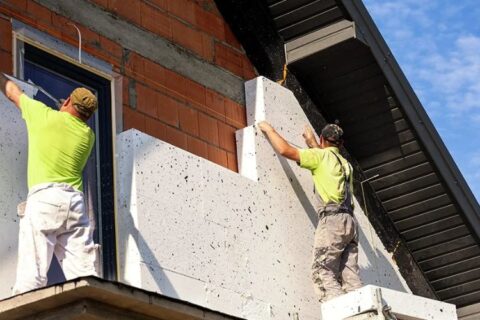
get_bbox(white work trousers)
[13,183,99,295]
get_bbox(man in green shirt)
[1,73,99,294]
[259,121,362,302]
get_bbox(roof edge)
[340,0,480,240]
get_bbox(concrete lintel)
[34,0,246,105]
[286,19,366,64]
[0,277,242,320]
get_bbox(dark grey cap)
[321,123,343,143]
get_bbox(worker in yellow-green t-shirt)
[258,121,362,303]
[1,73,99,295]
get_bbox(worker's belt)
[318,204,353,218]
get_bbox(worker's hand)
[1,73,23,109]
[303,125,319,148]
[258,121,274,133]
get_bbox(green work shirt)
[299,147,354,206]
[20,94,95,191]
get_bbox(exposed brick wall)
[0,0,257,172]
[0,15,12,74]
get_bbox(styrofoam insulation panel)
[116,77,413,319]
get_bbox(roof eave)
[339,0,480,241]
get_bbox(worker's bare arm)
[258,121,300,162]
[0,73,23,109]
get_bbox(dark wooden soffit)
[0,277,243,320]
[217,0,480,308]
[339,0,480,307]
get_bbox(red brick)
[178,105,199,136]
[99,36,123,62]
[172,19,204,58]
[125,52,145,78]
[195,6,225,41]
[208,145,228,168]
[218,122,236,153]
[148,0,168,10]
[185,78,206,106]
[108,0,141,25]
[187,135,208,159]
[164,68,187,96]
[193,0,220,15]
[225,99,246,129]
[52,13,75,38]
[215,42,243,77]
[77,25,100,49]
[243,58,257,80]
[143,58,167,88]
[0,50,12,74]
[140,2,172,40]
[168,0,195,25]
[165,126,187,149]
[3,0,27,11]
[201,33,214,61]
[26,1,51,24]
[198,113,219,145]
[145,116,167,140]
[226,152,238,172]
[224,25,241,50]
[205,89,225,121]
[0,18,12,53]
[123,105,146,132]
[158,94,180,126]
[136,83,158,118]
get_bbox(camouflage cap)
[321,123,343,144]
[71,87,97,118]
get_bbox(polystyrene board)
[0,80,36,300]
[116,76,417,320]
[321,285,457,320]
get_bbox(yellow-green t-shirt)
[20,94,95,191]
[299,147,354,206]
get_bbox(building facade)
[0,0,479,319]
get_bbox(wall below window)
[116,77,410,320]
[0,81,36,298]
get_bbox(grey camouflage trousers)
[312,211,362,302]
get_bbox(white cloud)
[471,152,480,167]
[365,1,480,116]
[364,0,480,201]
[419,35,480,113]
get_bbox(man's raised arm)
[258,121,300,162]
[0,73,23,109]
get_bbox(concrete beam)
[286,20,366,64]
[34,0,246,105]
[0,277,241,320]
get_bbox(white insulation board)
[0,81,36,299]
[116,77,413,320]
[321,285,456,320]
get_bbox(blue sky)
[363,0,480,202]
